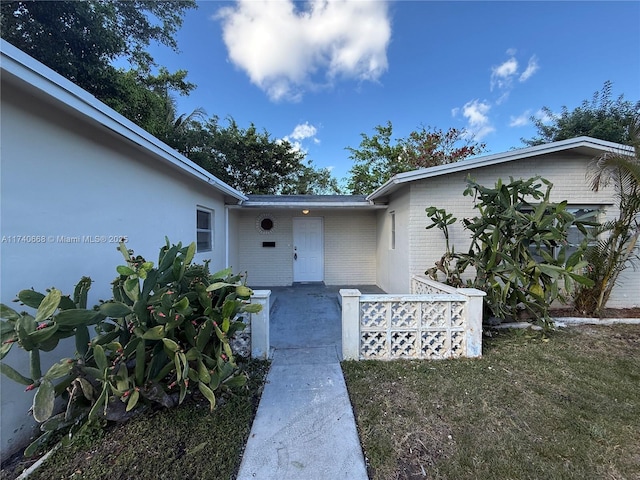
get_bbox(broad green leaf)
[209,267,232,281]
[224,374,247,389]
[58,296,77,310]
[172,296,190,313]
[78,377,95,400]
[242,303,263,314]
[116,265,136,276]
[235,285,253,298]
[198,382,216,411]
[44,358,74,380]
[17,290,45,309]
[135,339,145,385]
[35,289,61,323]
[161,337,179,352]
[178,352,189,381]
[0,362,33,385]
[0,341,15,359]
[99,302,133,318]
[24,431,53,457]
[27,324,59,344]
[197,360,211,384]
[196,320,213,351]
[222,300,236,321]
[0,304,20,321]
[75,325,90,356]
[206,282,235,292]
[126,389,140,412]
[124,278,139,302]
[143,325,165,340]
[185,347,201,361]
[187,368,199,382]
[93,344,108,372]
[33,378,55,422]
[184,242,196,265]
[54,309,98,326]
[88,385,108,419]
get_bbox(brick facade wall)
[403,153,637,308]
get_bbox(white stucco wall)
[396,153,638,308]
[0,81,231,454]
[233,209,378,287]
[376,188,410,293]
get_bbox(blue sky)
[146,1,640,186]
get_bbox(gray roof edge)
[234,201,386,209]
[0,40,247,202]
[367,136,634,200]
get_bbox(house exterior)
[1,40,638,454]
[0,40,246,455]
[228,195,385,286]
[368,138,639,308]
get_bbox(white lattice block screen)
[359,296,467,360]
[411,275,460,295]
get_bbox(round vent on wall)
[256,214,276,234]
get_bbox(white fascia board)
[231,201,387,209]
[0,40,247,202]
[367,136,633,201]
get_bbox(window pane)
[197,231,211,252]
[197,210,211,230]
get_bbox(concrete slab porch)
[253,283,384,359]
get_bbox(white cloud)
[289,122,318,141]
[460,99,495,140]
[519,55,539,82]
[491,57,518,91]
[283,122,320,153]
[216,0,391,101]
[509,111,531,127]
[491,50,539,92]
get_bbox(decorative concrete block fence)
[340,276,485,361]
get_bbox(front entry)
[292,217,324,282]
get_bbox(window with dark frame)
[196,208,213,252]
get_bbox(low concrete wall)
[341,276,485,361]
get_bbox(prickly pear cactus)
[0,239,262,455]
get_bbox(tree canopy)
[346,122,486,194]
[1,0,196,96]
[523,81,640,147]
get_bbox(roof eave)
[367,136,633,200]
[232,201,387,209]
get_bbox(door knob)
[294,253,298,260]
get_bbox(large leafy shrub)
[0,239,260,455]
[426,176,594,325]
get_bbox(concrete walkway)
[237,284,380,480]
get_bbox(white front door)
[293,217,324,282]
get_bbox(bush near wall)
[0,239,260,455]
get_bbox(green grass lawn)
[342,324,640,480]
[1,359,269,480]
